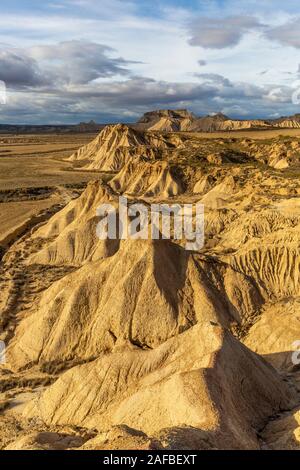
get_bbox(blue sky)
[0,0,300,123]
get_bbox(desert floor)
[0,133,111,247]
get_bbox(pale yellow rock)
[193,175,214,195]
[69,124,185,172]
[223,228,300,299]
[149,117,180,132]
[273,158,289,169]
[200,176,237,209]
[244,299,300,371]
[23,323,295,450]
[28,181,120,266]
[69,124,146,171]
[110,159,183,198]
[8,238,262,370]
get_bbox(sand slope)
[23,322,295,449]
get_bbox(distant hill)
[135,109,300,132]
[270,114,300,129]
[136,109,196,131]
[2,110,300,134]
[0,121,104,134]
[74,120,103,133]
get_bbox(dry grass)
[187,128,300,140]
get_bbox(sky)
[0,0,300,123]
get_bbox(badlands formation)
[136,109,300,132]
[0,114,300,450]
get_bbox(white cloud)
[1,68,298,124]
[266,18,300,48]
[0,41,135,88]
[30,41,136,84]
[188,16,264,49]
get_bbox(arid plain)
[0,112,300,450]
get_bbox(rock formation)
[136,109,300,133]
[1,114,300,450]
[110,160,183,197]
[23,323,295,450]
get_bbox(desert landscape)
[0,108,299,450]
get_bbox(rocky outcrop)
[110,160,183,197]
[23,322,295,450]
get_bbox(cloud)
[29,40,136,85]
[0,50,47,87]
[195,73,233,87]
[188,15,263,49]
[0,30,298,125]
[0,75,220,123]
[263,87,292,103]
[0,41,135,89]
[58,76,220,108]
[1,68,297,125]
[266,18,300,48]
